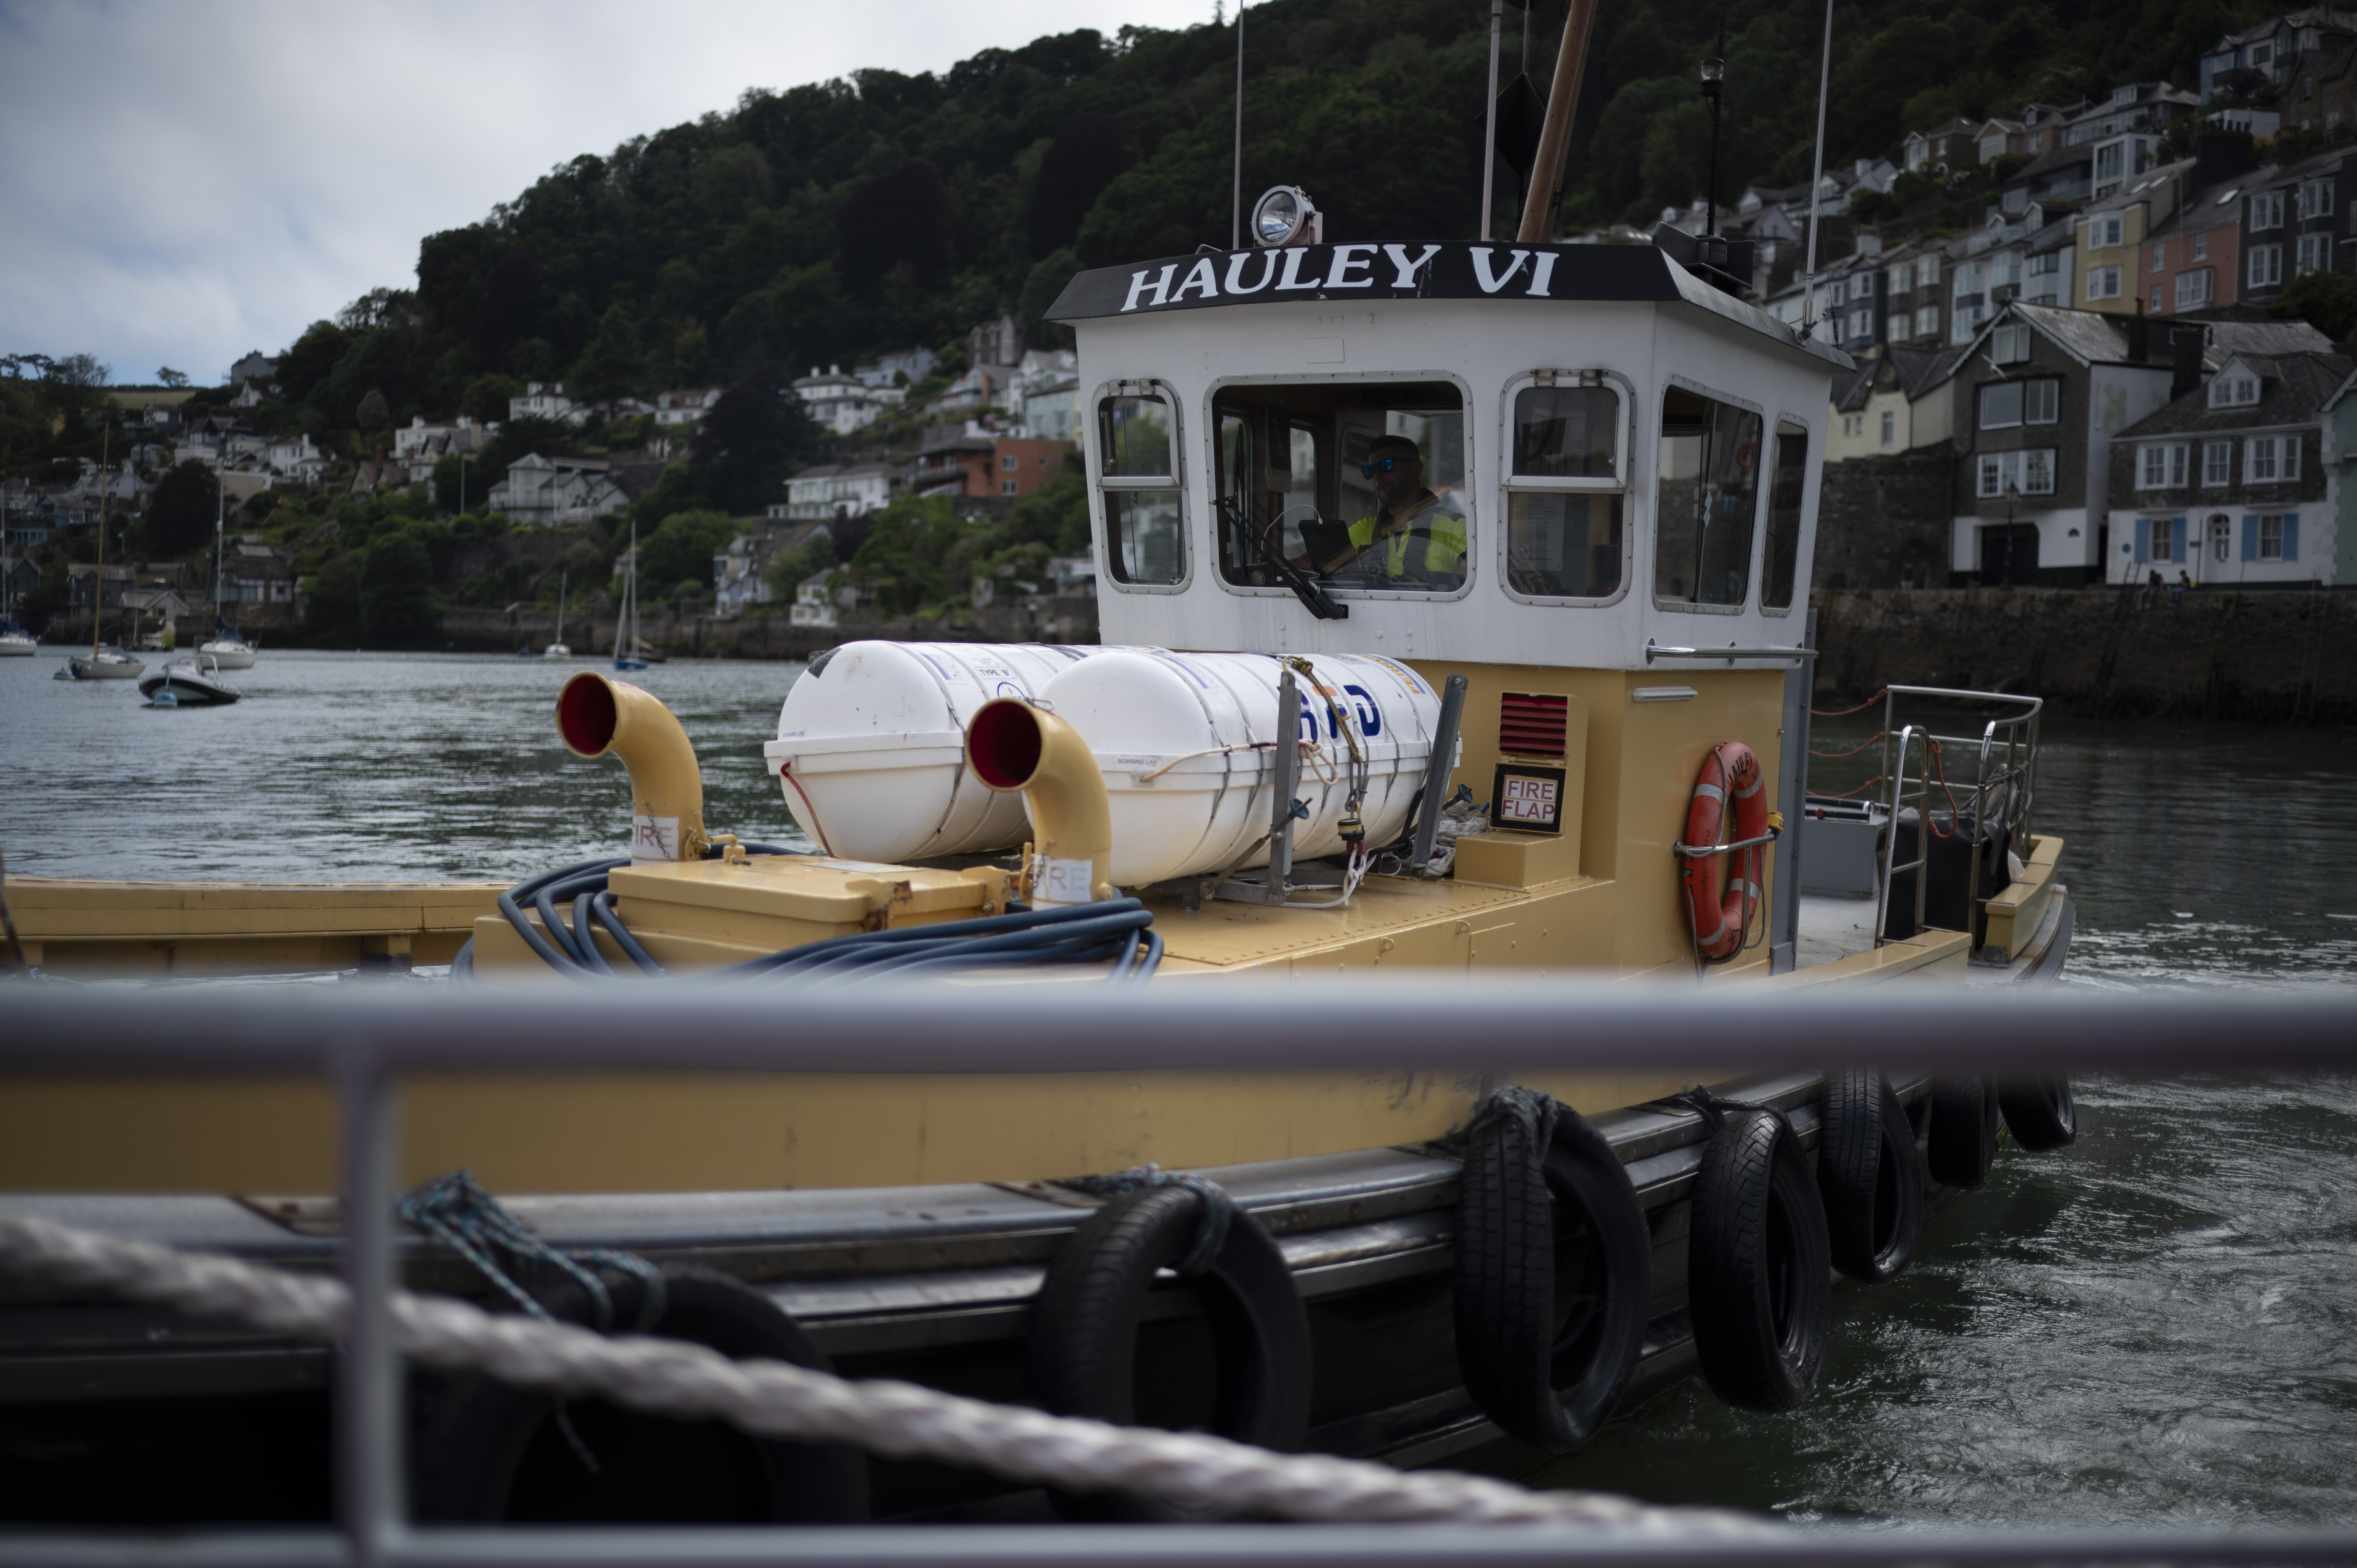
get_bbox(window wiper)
[1219,495,1348,621]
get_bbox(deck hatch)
[1498,692,1570,757]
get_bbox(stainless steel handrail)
[1645,638,1817,664]
[1865,687,2046,955]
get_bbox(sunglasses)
[1359,456,1412,477]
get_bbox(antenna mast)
[1481,0,1503,240]
[1801,0,1834,334]
[1231,2,1246,249]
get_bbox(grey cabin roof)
[2116,350,2353,440]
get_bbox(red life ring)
[1681,742,1768,960]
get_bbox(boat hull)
[137,667,240,705]
[196,641,256,669]
[62,655,144,680]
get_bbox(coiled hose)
[451,846,1162,989]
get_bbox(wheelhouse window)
[1210,379,1470,595]
[1501,379,1624,600]
[1654,385,1763,608]
[1760,424,1808,612]
[1095,388,1184,585]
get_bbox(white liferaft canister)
[1034,648,1445,886]
[764,641,1097,861]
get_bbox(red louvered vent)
[1499,692,1570,758]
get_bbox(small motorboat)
[138,655,240,706]
[0,621,35,657]
[58,647,145,680]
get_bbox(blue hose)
[482,848,1162,987]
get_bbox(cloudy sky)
[0,0,1214,388]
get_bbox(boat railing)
[1,983,2351,1568]
[1870,686,2043,954]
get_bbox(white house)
[855,347,939,388]
[793,367,902,436]
[264,434,327,483]
[486,453,628,526]
[509,383,588,426]
[391,415,497,463]
[790,570,843,629]
[769,461,901,521]
[1023,375,1081,442]
[654,389,723,427]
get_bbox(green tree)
[157,367,189,390]
[19,554,71,632]
[636,508,740,592]
[570,302,649,416]
[359,529,438,643]
[356,388,392,431]
[139,459,221,558]
[848,495,951,616]
[762,535,835,599]
[304,549,366,639]
[2271,270,2357,342]
[689,361,817,513]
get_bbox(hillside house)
[793,368,901,436]
[1905,118,1983,173]
[391,416,496,463]
[1935,302,2180,585]
[2110,341,2350,584]
[770,462,901,521]
[2235,147,2353,308]
[2202,7,2357,99]
[2282,41,2357,131]
[2075,159,2194,316]
[857,348,940,388]
[485,453,627,527]
[654,389,722,427]
[509,383,586,426]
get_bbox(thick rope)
[0,1212,1766,1534]
[1053,1165,1234,1275]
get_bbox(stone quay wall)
[1811,584,2357,722]
[1813,447,1954,593]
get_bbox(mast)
[1516,0,1602,243]
[1801,0,1834,335]
[91,425,109,661]
[1481,0,1503,242]
[212,473,224,632]
[555,569,567,647]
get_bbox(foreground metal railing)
[1864,686,2043,953]
[2,980,2354,1568]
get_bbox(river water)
[3,649,2353,1531]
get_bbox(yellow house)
[2075,157,2193,316]
[1827,344,1961,459]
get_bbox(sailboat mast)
[212,477,224,629]
[91,425,109,661]
[555,569,567,646]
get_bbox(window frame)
[2137,441,2188,489]
[2088,265,2122,300]
[1976,447,2058,498]
[1759,417,1812,619]
[1089,377,1191,596]
[1650,373,1770,617]
[2176,267,2214,309]
[1497,368,1635,609]
[2202,440,2232,487]
[1201,368,1481,607]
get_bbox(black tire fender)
[1452,1087,1653,1453]
[1816,1071,1925,1284]
[1688,1107,1832,1412]
[409,1263,868,1524]
[1998,1077,2078,1151]
[1025,1184,1311,1520]
[1928,1075,2002,1188]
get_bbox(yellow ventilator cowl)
[964,697,1117,906]
[557,671,707,862]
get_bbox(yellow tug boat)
[0,218,2076,1529]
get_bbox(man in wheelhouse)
[1301,434,1468,590]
